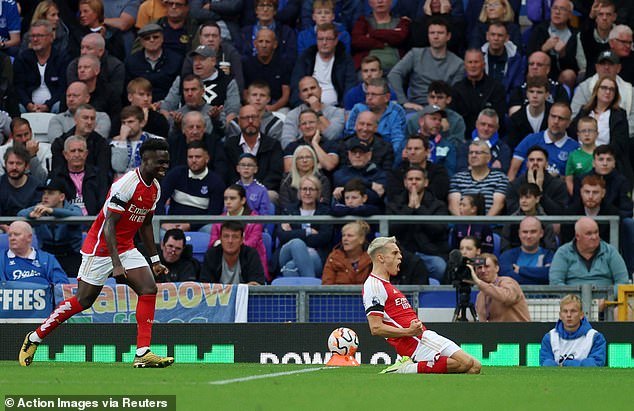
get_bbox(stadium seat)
[271,277,322,286]
[185,231,210,262]
[492,233,501,257]
[21,112,56,143]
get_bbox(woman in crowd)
[283,109,339,173]
[76,0,125,60]
[469,0,522,49]
[21,1,70,56]
[451,193,494,254]
[322,220,372,285]
[279,145,332,211]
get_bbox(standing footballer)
[363,236,482,374]
[20,138,174,368]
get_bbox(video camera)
[445,250,486,284]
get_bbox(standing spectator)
[540,294,607,367]
[0,221,68,285]
[155,229,200,283]
[468,253,531,322]
[322,220,372,285]
[0,146,42,218]
[297,0,351,57]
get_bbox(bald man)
[549,217,629,285]
[339,111,394,171]
[0,221,68,285]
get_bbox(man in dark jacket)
[155,229,200,283]
[200,222,265,284]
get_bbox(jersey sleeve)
[106,172,137,214]
[151,180,161,212]
[363,278,387,317]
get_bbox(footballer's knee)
[137,283,158,295]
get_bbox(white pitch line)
[209,366,333,385]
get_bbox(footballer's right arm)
[367,315,423,338]
[103,210,125,277]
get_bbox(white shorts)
[78,248,150,286]
[411,330,461,362]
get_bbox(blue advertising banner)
[0,281,54,321]
[51,282,249,324]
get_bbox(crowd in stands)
[1,0,634,295]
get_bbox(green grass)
[1,362,632,410]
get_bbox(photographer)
[468,253,531,322]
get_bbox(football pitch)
[1,362,633,410]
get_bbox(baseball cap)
[346,137,372,152]
[597,50,620,65]
[421,104,447,117]
[188,45,217,59]
[37,178,67,193]
[137,23,163,37]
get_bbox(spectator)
[469,0,522,49]
[276,175,333,278]
[459,236,481,261]
[350,0,410,72]
[345,77,407,161]
[608,25,634,84]
[322,220,372,285]
[410,104,456,175]
[103,0,141,55]
[190,0,243,45]
[281,76,345,149]
[507,75,551,151]
[480,21,524,95]
[17,177,83,276]
[387,165,449,282]
[388,16,463,110]
[407,0,466,56]
[456,108,511,173]
[14,20,67,114]
[124,23,183,102]
[0,221,68,285]
[162,74,216,136]
[278,145,331,211]
[157,140,224,232]
[0,118,50,182]
[449,140,509,215]
[343,55,396,112]
[21,1,70,58]
[539,294,607,367]
[0,146,42,218]
[152,0,197,58]
[155,229,200,283]
[508,102,579,181]
[300,0,364,32]
[566,116,598,195]
[125,77,169,138]
[235,153,273,217]
[210,184,268,281]
[76,0,126,62]
[339,110,394,172]
[242,29,291,112]
[468,252,531,322]
[227,81,284,143]
[0,0,21,55]
[499,216,554,285]
[576,0,617,79]
[297,0,351,57]
[48,135,109,216]
[283,109,339,173]
[331,178,381,217]
[291,23,356,107]
[451,193,494,254]
[136,0,167,29]
[200,221,265,285]
[549,216,629,285]
[75,54,122,124]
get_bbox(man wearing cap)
[413,105,457,176]
[18,178,83,276]
[332,137,387,209]
[575,0,617,79]
[571,50,634,137]
[125,23,183,102]
[339,110,394,172]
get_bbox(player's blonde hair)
[367,236,397,260]
[560,294,582,311]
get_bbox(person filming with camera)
[467,253,531,322]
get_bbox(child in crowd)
[297,0,351,56]
[235,153,273,216]
[451,193,494,254]
[331,178,380,217]
[565,116,598,195]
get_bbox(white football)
[328,327,359,356]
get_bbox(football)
[328,327,359,356]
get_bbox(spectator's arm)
[539,332,558,366]
[487,192,506,216]
[447,192,461,216]
[548,249,568,285]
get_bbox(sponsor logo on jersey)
[128,204,152,223]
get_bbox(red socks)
[136,294,156,349]
[36,296,84,339]
[417,356,448,374]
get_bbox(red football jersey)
[82,169,160,257]
[363,274,427,357]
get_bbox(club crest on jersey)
[138,196,143,201]
[201,186,208,195]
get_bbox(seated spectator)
[331,178,381,217]
[456,108,511,173]
[47,82,111,142]
[75,0,126,61]
[48,135,109,216]
[504,182,558,250]
[574,1,615,80]
[570,76,633,184]
[459,235,481,261]
[339,110,394,171]
[566,117,598,195]
[0,0,21,56]
[156,140,224,232]
[200,221,265,285]
[480,21,524,95]
[276,175,333,278]
[507,76,551,151]
[0,146,42,219]
[332,137,387,208]
[0,221,68,285]
[449,140,509,216]
[190,0,243,46]
[469,0,522,50]
[290,23,355,107]
[608,25,634,85]
[549,216,629,285]
[235,153,273,217]
[506,146,568,216]
[281,76,345,149]
[468,252,531,321]
[297,0,351,57]
[345,78,407,161]
[210,184,268,281]
[125,77,169,138]
[164,73,219,137]
[409,104,457,175]
[0,118,50,182]
[389,16,463,111]
[407,0,466,56]
[226,81,284,142]
[508,102,579,181]
[284,109,339,173]
[451,193,494,254]
[539,294,607,367]
[300,0,363,32]
[111,105,164,178]
[136,0,167,30]
[17,177,83,276]
[350,0,410,72]
[278,145,331,211]
[343,55,396,112]
[21,1,70,61]
[150,0,197,58]
[76,54,122,125]
[155,229,200,283]
[322,220,372,285]
[499,216,554,285]
[387,165,449,282]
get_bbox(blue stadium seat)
[492,233,501,257]
[271,277,322,286]
[185,232,210,262]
